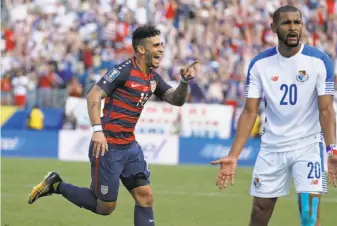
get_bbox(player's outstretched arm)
[87,85,109,158]
[162,60,198,106]
[211,97,260,189]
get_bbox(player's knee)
[139,190,154,207]
[251,202,266,218]
[132,185,154,207]
[250,198,276,225]
[96,199,117,216]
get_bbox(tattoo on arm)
[87,85,107,125]
[163,82,189,106]
[93,85,108,99]
[91,101,99,110]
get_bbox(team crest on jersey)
[150,81,157,92]
[296,70,309,83]
[101,185,108,195]
[104,68,120,83]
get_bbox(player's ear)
[270,22,277,34]
[136,45,146,55]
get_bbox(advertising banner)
[180,104,234,139]
[179,137,261,166]
[58,131,179,165]
[1,130,59,158]
[135,101,180,134]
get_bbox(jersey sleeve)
[96,67,128,95]
[246,62,263,98]
[153,73,172,99]
[316,54,335,96]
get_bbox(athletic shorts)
[249,142,327,198]
[88,141,150,202]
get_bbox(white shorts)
[249,142,327,198]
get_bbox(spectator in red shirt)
[1,72,13,105]
[4,27,16,52]
[67,77,83,98]
[38,63,56,107]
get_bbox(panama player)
[212,5,337,226]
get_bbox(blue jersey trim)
[301,44,334,82]
[246,47,277,86]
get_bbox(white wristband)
[93,125,103,132]
[181,77,189,84]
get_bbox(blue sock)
[134,205,155,226]
[58,182,97,213]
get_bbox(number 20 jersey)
[246,44,334,152]
[97,57,171,147]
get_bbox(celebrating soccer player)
[28,25,198,226]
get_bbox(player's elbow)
[174,100,185,107]
[243,107,259,118]
[319,105,335,118]
[170,97,186,106]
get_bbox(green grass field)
[1,158,336,226]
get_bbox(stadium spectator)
[0,0,336,109]
[27,104,44,130]
[11,68,28,107]
[67,76,83,98]
[1,71,12,105]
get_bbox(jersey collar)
[276,42,304,60]
[131,56,153,76]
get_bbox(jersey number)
[280,84,297,105]
[137,93,149,107]
[307,162,321,179]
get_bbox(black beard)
[277,30,300,47]
[145,50,156,68]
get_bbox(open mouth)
[287,33,298,40]
[153,55,162,60]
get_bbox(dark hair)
[132,25,161,52]
[273,5,302,23]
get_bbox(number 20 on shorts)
[307,162,321,179]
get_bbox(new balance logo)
[271,76,279,81]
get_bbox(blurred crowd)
[1,0,337,109]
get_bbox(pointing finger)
[181,60,199,75]
[187,60,199,69]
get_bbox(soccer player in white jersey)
[211,5,337,226]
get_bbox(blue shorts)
[88,141,150,202]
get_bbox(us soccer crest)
[150,81,157,92]
[101,185,108,195]
[296,70,309,83]
[104,68,120,83]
